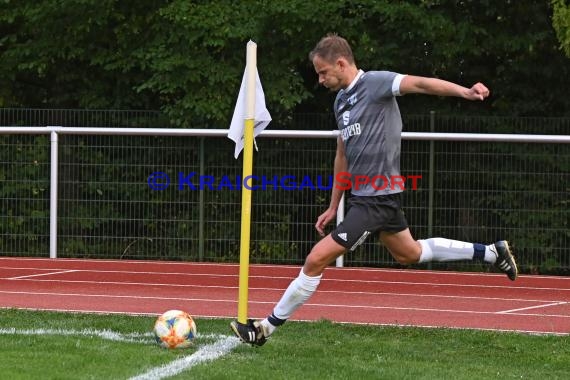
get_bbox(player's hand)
[315,208,337,237]
[466,82,490,101]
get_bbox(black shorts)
[331,193,408,251]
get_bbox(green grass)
[1,309,568,380]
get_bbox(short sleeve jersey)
[334,70,404,196]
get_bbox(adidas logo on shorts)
[338,232,348,241]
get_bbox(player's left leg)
[257,235,346,337]
[234,197,383,345]
[231,234,346,346]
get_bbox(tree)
[552,0,570,57]
[0,0,164,110]
[1,0,569,119]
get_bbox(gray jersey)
[334,70,404,196]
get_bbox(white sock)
[260,319,276,336]
[261,269,321,336]
[418,238,475,262]
[485,244,497,264]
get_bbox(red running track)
[0,257,568,335]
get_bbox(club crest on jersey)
[347,94,357,105]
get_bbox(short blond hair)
[309,34,355,64]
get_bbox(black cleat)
[493,240,518,281]
[230,319,267,346]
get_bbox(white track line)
[6,269,78,280]
[1,267,258,277]
[0,288,566,306]
[497,301,568,314]
[5,277,570,293]
[1,290,568,318]
[3,306,568,337]
[129,336,240,380]
[3,258,570,280]
[0,290,246,303]
[1,264,567,282]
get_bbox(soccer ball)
[153,309,197,349]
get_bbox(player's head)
[309,34,356,91]
[309,34,355,65]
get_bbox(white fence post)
[335,193,345,267]
[49,129,59,259]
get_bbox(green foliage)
[552,0,570,57]
[0,135,49,255]
[0,1,569,117]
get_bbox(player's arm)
[399,75,490,101]
[315,136,347,236]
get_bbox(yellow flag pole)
[237,41,257,324]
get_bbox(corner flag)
[227,41,271,324]
[228,53,271,158]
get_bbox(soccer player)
[231,34,517,346]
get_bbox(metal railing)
[1,123,568,274]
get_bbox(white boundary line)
[0,327,154,344]
[0,326,239,378]
[129,336,240,380]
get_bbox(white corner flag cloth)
[228,68,271,159]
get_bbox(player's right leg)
[381,230,517,280]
